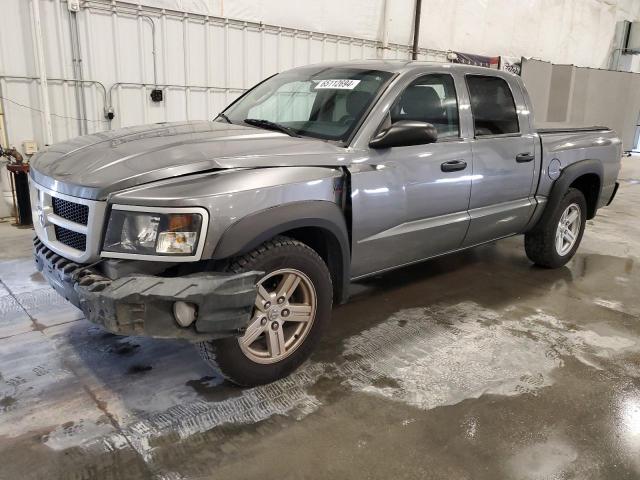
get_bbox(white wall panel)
[142,0,640,65]
[145,0,640,69]
[522,58,640,150]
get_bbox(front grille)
[31,180,104,262]
[52,197,89,225]
[54,225,87,252]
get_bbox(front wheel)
[198,236,333,386]
[525,187,587,268]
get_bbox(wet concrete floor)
[1,157,640,479]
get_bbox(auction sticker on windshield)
[314,79,361,90]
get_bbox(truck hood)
[30,121,354,199]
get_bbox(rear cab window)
[466,75,519,136]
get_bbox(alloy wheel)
[555,203,581,256]
[238,268,317,364]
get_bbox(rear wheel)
[198,236,332,386]
[525,187,587,268]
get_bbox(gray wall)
[522,58,640,150]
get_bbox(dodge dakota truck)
[30,61,621,386]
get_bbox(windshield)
[220,67,394,142]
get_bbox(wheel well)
[281,226,345,303]
[570,173,600,219]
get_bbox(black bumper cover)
[33,238,261,340]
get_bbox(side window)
[390,74,459,139]
[466,76,519,136]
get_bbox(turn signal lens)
[168,214,194,231]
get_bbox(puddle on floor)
[337,301,640,411]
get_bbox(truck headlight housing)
[102,207,207,259]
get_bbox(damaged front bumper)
[33,238,261,340]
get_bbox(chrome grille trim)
[29,178,107,263]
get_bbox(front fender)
[212,200,351,303]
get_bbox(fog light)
[173,301,197,327]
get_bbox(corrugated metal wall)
[129,0,640,71]
[0,0,446,155]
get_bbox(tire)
[198,235,333,386]
[525,187,587,268]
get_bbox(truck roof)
[288,59,508,76]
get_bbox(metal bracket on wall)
[68,0,80,12]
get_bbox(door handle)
[441,160,467,172]
[516,152,535,163]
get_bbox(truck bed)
[536,123,611,134]
[534,126,621,212]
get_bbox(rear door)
[348,72,473,278]
[462,74,537,246]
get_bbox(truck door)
[462,74,537,247]
[349,73,473,279]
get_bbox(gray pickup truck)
[30,61,621,386]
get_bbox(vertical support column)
[54,0,72,138]
[0,35,8,149]
[411,0,422,60]
[276,27,282,73]
[111,4,122,128]
[161,10,168,122]
[292,30,297,67]
[30,0,54,145]
[379,0,391,59]
[0,92,8,148]
[260,24,265,79]
[242,22,248,89]
[204,16,211,119]
[138,10,149,124]
[382,0,391,48]
[0,80,13,219]
[69,9,88,135]
[81,7,99,133]
[183,13,191,121]
[224,19,230,105]
[321,34,326,62]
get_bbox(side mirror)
[369,120,438,149]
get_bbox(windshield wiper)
[244,118,301,137]
[215,112,232,124]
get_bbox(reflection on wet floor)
[2,159,640,479]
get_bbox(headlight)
[102,207,206,257]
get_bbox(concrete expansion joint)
[0,278,41,331]
[66,358,145,464]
